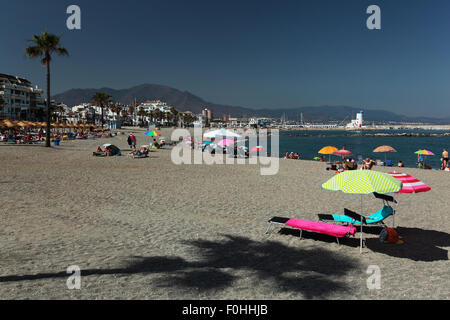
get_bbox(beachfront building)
[227,117,249,128]
[0,73,45,120]
[346,111,364,129]
[248,117,272,128]
[136,100,175,126]
[202,108,213,125]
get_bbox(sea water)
[270,129,450,169]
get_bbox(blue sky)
[1,0,450,117]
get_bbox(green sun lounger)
[317,193,397,227]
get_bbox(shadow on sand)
[0,235,360,299]
[365,227,450,262]
[279,225,449,262]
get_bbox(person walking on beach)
[127,133,136,149]
[442,149,449,169]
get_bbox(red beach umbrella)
[251,146,264,152]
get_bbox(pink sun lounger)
[266,209,365,246]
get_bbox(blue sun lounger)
[317,192,398,227]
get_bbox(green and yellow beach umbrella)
[322,170,402,195]
[322,170,402,253]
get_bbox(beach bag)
[379,228,399,243]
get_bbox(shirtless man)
[442,149,449,169]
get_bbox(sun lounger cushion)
[319,206,393,225]
[276,218,357,237]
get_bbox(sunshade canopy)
[145,130,161,137]
[373,145,397,153]
[388,172,431,194]
[333,149,353,157]
[204,128,241,138]
[415,150,435,156]
[251,146,264,151]
[322,170,402,195]
[318,146,338,155]
[218,139,235,147]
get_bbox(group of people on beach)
[283,152,301,160]
[127,133,165,150]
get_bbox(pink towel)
[286,219,357,238]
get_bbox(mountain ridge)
[52,84,450,124]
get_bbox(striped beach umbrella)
[144,130,161,137]
[322,170,402,253]
[322,170,402,195]
[415,149,434,156]
[387,172,431,194]
[415,150,434,169]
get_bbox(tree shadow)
[365,227,450,262]
[0,235,360,299]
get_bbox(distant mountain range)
[52,84,450,124]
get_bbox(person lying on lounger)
[129,147,149,157]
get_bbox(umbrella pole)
[360,195,363,254]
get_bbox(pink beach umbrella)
[388,172,431,194]
[251,146,264,152]
[218,139,235,147]
[333,149,353,157]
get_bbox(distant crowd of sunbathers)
[283,152,301,160]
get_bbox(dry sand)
[0,128,448,300]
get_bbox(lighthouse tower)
[346,110,364,129]
[356,111,363,128]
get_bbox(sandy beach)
[0,128,448,300]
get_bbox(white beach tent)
[203,128,241,139]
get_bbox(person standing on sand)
[442,149,449,169]
[127,133,136,149]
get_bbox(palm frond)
[25,46,43,59]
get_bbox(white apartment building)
[0,73,45,120]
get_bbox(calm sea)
[268,129,450,169]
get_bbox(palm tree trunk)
[46,59,51,148]
[101,107,104,130]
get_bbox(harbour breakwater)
[286,132,450,138]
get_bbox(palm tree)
[170,107,179,126]
[91,92,111,129]
[109,102,122,122]
[154,109,162,125]
[137,108,148,127]
[25,31,68,147]
[0,96,5,120]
